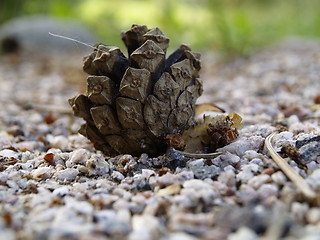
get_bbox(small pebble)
[68,149,90,166]
[248,174,271,189]
[187,158,205,168]
[49,135,69,149]
[112,171,125,182]
[237,165,254,183]
[272,131,294,152]
[31,167,52,180]
[291,202,309,223]
[52,186,70,197]
[130,215,161,240]
[307,169,320,191]
[243,150,263,160]
[54,168,79,181]
[217,170,236,188]
[183,179,212,190]
[218,136,264,156]
[306,208,320,225]
[257,184,278,200]
[166,232,198,240]
[271,171,287,185]
[0,149,19,159]
[228,226,257,240]
[86,155,110,176]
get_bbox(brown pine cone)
[69,24,203,156]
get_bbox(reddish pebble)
[44,153,55,166]
[314,95,320,104]
[43,113,57,124]
[261,168,275,175]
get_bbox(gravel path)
[0,39,320,240]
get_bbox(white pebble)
[224,165,236,172]
[257,184,278,200]
[272,131,294,152]
[217,170,236,188]
[157,173,177,187]
[65,197,93,215]
[289,122,307,134]
[0,149,19,159]
[117,208,131,224]
[228,226,257,240]
[49,135,69,149]
[307,169,320,191]
[69,149,90,165]
[306,208,320,225]
[243,150,262,160]
[52,186,70,197]
[291,202,309,222]
[248,163,260,173]
[6,180,20,191]
[14,141,44,151]
[248,174,271,189]
[0,230,15,240]
[132,214,160,232]
[112,171,125,181]
[271,171,287,185]
[167,232,197,240]
[86,155,109,176]
[31,167,52,180]
[140,169,156,179]
[237,165,254,183]
[187,158,205,168]
[306,161,318,171]
[54,168,79,181]
[183,179,212,190]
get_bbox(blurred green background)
[1,0,320,56]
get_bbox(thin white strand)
[48,32,106,53]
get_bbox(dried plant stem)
[265,132,317,200]
[175,150,222,159]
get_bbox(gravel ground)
[0,38,320,240]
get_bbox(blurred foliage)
[1,0,320,56]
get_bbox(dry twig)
[265,132,317,201]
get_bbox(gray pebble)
[218,136,264,157]
[299,141,320,163]
[191,165,221,180]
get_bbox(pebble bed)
[0,39,320,240]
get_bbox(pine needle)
[265,132,317,201]
[175,150,222,159]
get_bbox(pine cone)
[69,24,203,156]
